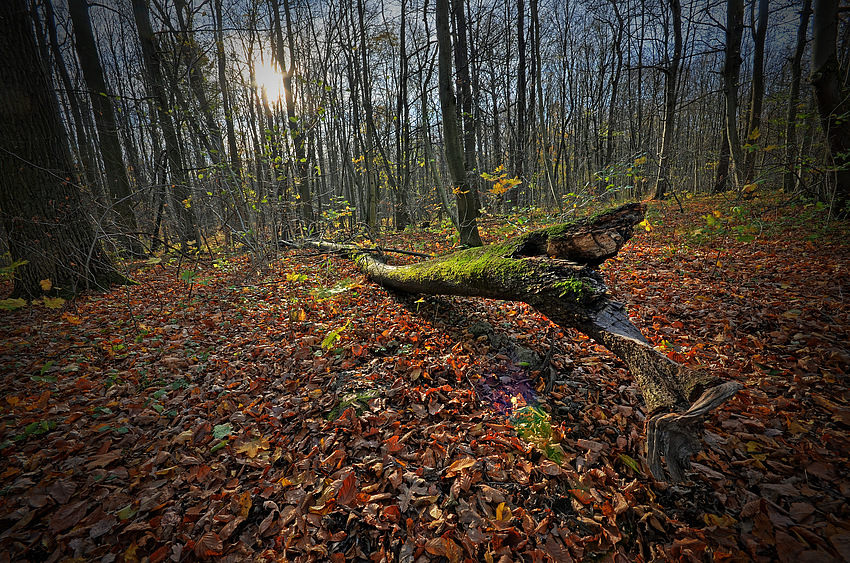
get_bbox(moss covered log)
[311,203,740,481]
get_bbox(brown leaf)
[220,515,245,541]
[48,479,76,504]
[775,531,805,563]
[85,451,120,470]
[89,514,117,539]
[444,537,462,563]
[789,502,816,523]
[544,536,574,563]
[48,501,87,533]
[235,437,270,458]
[194,531,223,560]
[445,457,476,477]
[830,533,850,561]
[424,537,446,556]
[536,459,562,475]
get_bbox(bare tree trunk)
[436,0,482,246]
[215,0,242,177]
[532,0,560,210]
[653,0,682,200]
[452,0,482,216]
[42,0,102,209]
[394,0,412,231]
[743,0,769,185]
[0,0,125,298]
[131,0,198,253]
[811,0,850,215]
[785,0,813,193]
[68,0,143,255]
[723,0,746,191]
[270,0,315,229]
[509,0,527,209]
[713,108,731,193]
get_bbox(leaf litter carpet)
[0,195,848,562]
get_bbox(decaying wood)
[307,203,741,481]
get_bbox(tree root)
[646,381,742,482]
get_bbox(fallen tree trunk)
[312,203,740,482]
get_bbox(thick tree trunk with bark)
[0,0,127,298]
[316,203,739,481]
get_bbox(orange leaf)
[384,435,403,453]
[445,457,476,476]
[61,312,82,325]
[234,490,252,517]
[569,489,593,505]
[444,537,462,563]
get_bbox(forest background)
[0,0,849,561]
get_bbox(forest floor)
[0,191,849,563]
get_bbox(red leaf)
[337,471,356,506]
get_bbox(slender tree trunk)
[743,0,769,185]
[811,0,850,215]
[785,0,813,193]
[0,0,124,298]
[270,0,315,229]
[452,0,482,218]
[394,0,411,231]
[723,0,746,191]
[68,0,143,255]
[653,0,682,200]
[43,0,103,210]
[532,0,559,209]
[355,0,379,230]
[436,0,482,246]
[131,0,198,252]
[215,0,242,177]
[510,0,527,209]
[714,108,731,193]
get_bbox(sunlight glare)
[254,59,285,101]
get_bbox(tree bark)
[0,0,126,298]
[131,0,199,253]
[785,0,813,193]
[270,0,315,229]
[68,0,144,256]
[653,0,682,200]
[743,0,769,185]
[811,0,850,215]
[436,0,483,247]
[723,0,746,190]
[510,0,527,209]
[320,203,740,481]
